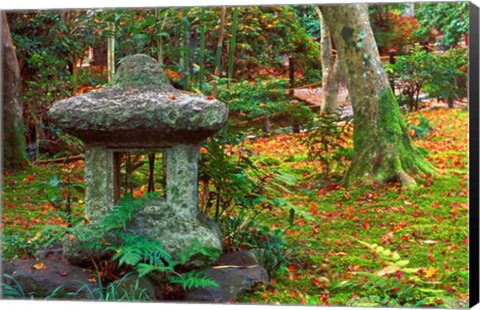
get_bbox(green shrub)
[218,77,290,120]
[385,44,433,111]
[423,47,468,108]
[386,45,468,111]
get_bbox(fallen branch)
[35,154,84,164]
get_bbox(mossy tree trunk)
[2,12,27,169]
[319,4,433,186]
[315,6,341,114]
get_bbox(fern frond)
[135,263,156,277]
[177,241,221,265]
[147,247,171,267]
[170,270,219,290]
[113,245,143,266]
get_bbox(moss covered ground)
[1,107,469,306]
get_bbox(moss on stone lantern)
[49,54,228,265]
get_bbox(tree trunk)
[227,7,239,91]
[289,57,300,133]
[212,6,226,97]
[316,6,341,114]
[319,4,433,186]
[2,12,27,169]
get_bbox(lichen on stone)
[49,54,228,147]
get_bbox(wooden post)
[148,153,156,193]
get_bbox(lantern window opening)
[112,148,167,204]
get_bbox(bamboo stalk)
[157,9,169,65]
[107,22,115,83]
[227,7,239,91]
[198,7,207,92]
[182,8,190,90]
[212,6,226,97]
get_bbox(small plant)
[249,224,300,279]
[220,208,300,280]
[331,239,455,307]
[46,273,153,301]
[2,224,68,260]
[32,164,85,227]
[409,116,431,139]
[199,129,297,221]
[1,274,27,299]
[281,100,315,133]
[301,112,352,180]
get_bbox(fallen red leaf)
[362,221,370,230]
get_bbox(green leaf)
[132,33,149,41]
[170,270,219,290]
[136,263,155,277]
[396,260,409,267]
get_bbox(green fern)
[174,240,221,265]
[101,193,160,231]
[109,234,170,268]
[170,270,219,290]
[66,194,219,292]
[147,247,172,267]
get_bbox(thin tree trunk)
[212,6,226,97]
[315,6,341,114]
[320,4,434,187]
[289,57,300,133]
[147,153,155,193]
[227,7,239,91]
[2,12,27,169]
[182,8,190,90]
[198,8,206,92]
[155,8,168,65]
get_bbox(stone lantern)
[49,54,228,264]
